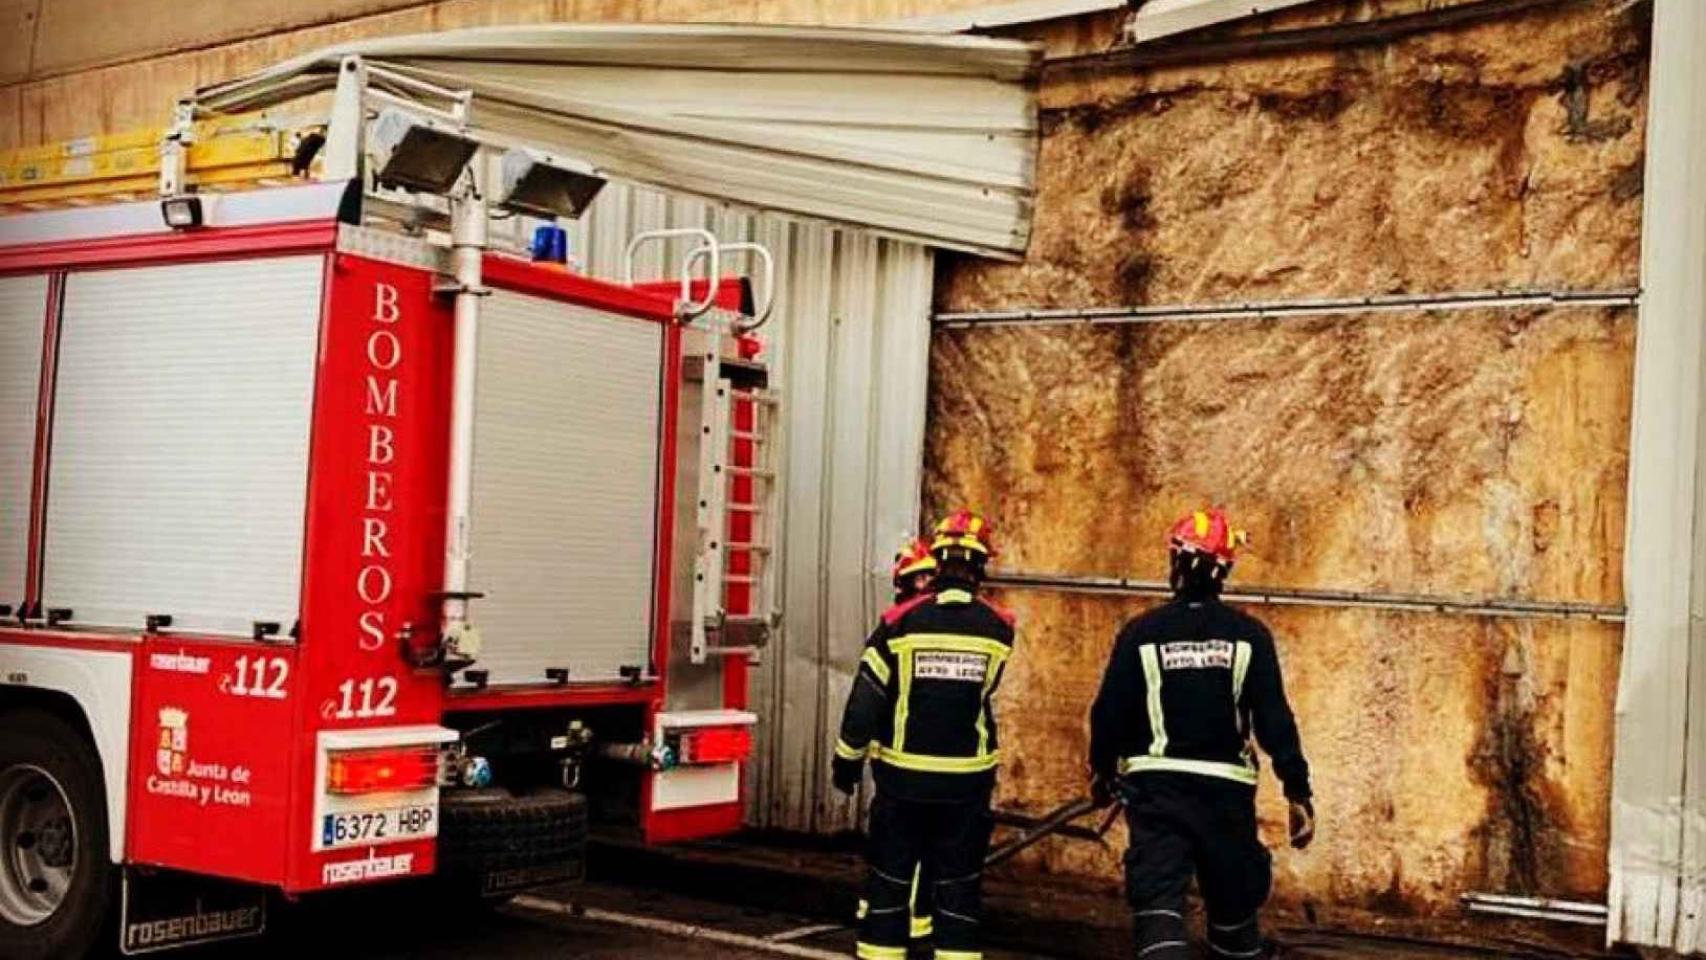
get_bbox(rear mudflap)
[119,867,267,955]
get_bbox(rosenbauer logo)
[124,905,263,953]
[322,850,416,886]
[148,650,211,675]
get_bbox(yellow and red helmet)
[892,538,938,585]
[930,509,996,559]
[1167,508,1247,566]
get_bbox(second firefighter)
[833,511,1015,960]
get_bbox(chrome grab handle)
[623,228,720,320]
[687,241,776,331]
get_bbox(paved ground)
[166,837,1560,960]
[183,879,1034,959]
[174,876,1520,959]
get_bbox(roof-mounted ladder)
[0,112,322,211]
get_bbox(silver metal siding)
[1610,0,1706,951]
[0,275,48,607]
[44,257,323,635]
[464,289,664,685]
[528,183,934,833]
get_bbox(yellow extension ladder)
[0,114,321,211]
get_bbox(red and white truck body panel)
[0,181,763,904]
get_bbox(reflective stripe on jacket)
[833,585,1016,801]
[1089,594,1311,802]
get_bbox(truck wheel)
[0,709,114,960]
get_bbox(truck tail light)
[677,727,752,765]
[327,746,440,795]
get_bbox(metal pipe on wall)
[987,571,1626,623]
[933,288,1640,328]
[1461,892,1608,927]
[1046,0,1584,74]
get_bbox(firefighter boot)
[1133,906,1191,960]
[930,869,983,960]
[925,798,993,960]
[1206,912,1264,960]
[1123,801,1193,959]
[1195,790,1273,960]
[857,867,913,959]
[908,862,935,958]
[860,794,923,960]
[858,861,914,959]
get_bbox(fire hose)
[984,796,1124,867]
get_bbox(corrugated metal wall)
[522,184,935,833]
[1609,0,1706,952]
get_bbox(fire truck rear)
[0,62,777,957]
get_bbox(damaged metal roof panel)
[892,0,1126,33]
[194,24,1043,258]
[1125,0,1320,42]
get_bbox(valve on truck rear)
[597,740,677,772]
[556,721,595,788]
[459,755,493,788]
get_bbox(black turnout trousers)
[911,857,936,943]
[860,790,994,958]
[1122,774,1271,959]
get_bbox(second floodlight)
[495,148,606,220]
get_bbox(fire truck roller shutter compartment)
[463,288,664,685]
[44,257,323,635]
[0,275,48,609]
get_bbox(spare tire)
[437,788,587,897]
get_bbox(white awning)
[891,0,1125,33]
[1125,0,1319,43]
[195,24,1041,258]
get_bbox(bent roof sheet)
[196,24,1042,258]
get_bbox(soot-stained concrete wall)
[942,0,1648,310]
[986,591,1620,914]
[925,0,1646,919]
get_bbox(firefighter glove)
[1288,798,1315,850]
[832,757,862,796]
[1090,772,1116,809]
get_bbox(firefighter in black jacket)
[833,511,1014,960]
[889,538,940,952]
[1089,508,1314,960]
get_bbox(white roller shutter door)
[466,290,663,685]
[0,275,48,608]
[44,256,323,634]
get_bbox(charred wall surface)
[926,0,1646,916]
[985,593,1621,913]
[943,0,1648,311]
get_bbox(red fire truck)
[0,69,778,957]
